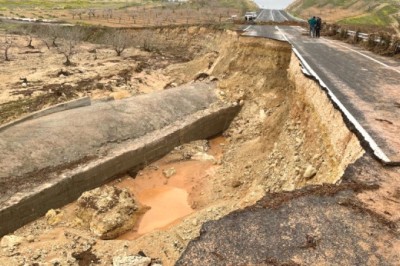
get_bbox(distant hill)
[288,0,400,33]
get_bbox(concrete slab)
[0,82,241,236]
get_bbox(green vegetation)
[289,0,400,28]
[301,0,359,9]
[340,4,399,26]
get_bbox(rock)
[209,76,218,81]
[191,152,215,162]
[32,90,45,97]
[259,109,267,121]
[312,154,320,161]
[109,90,131,100]
[162,167,176,178]
[231,180,243,188]
[26,235,35,243]
[45,209,64,225]
[194,72,209,81]
[50,258,64,265]
[0,235,24,248]
[21,83,27,88]
[112,255,151,266]
[75,186,140,239]
[303,164,317,179]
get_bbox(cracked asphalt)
[243,21,400,164]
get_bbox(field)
[0,0,256,27]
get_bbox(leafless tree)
[103,9,113,20]
[138,30,158,52]
[104,30,131,56]
[23,25,35,49]
[87,8,96,19]
[71,10,78,19]
[71,9,85,20]
[1,33,13,61]
[57,27,84,66]
[38,25,60,49]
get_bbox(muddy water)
[117,137,225,240]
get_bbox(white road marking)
[323,38,400,75]
[270,9,275,21]
[292,47,391,163]
[277,10,288,21]
[244,25,394,163]
[275,26,289,42]
[256,9,265,21]
[243,25,251,31]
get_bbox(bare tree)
[138,30,157,52]
[57,27,84,66]
[23,25,35,49]
[87,8,96,19]
[37,25,60,49]
[103,9,113,20]
[71,9,85,20]
[104,30,131,56]
[71,10,78,19]
[1,33,13,61]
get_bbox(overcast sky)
[252,0,295,9]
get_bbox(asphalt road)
[255,9,304,23]
[244,23,400,164]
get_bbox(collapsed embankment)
[0,29,367,265]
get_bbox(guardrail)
[337,28,400,50]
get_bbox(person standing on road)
[315,17,322,38]
[308,16,317,38]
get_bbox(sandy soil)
[0,26,220,125]
[0,2,249,28]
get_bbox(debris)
[0,235,24,248]
[75,186,140,239]
[191,152,216,162]
[162,167,177,178]
[112,255,151,266]
[45,209,64,226]
[303,164,317,179]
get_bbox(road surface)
[243,21,400,164]
[252,0,294,10]
[255,9,300,23]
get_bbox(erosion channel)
[0,29,364,265]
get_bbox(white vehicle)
[244,11,257,21]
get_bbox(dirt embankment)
[0,31,365,265]
[0,25,223,125]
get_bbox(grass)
[301,0,359,9]
[340,4,399,26]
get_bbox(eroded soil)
[0,26,399,266]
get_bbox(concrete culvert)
[0,81,240,236]
[0,30,368,265]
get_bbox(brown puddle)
[116,136,225,240]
